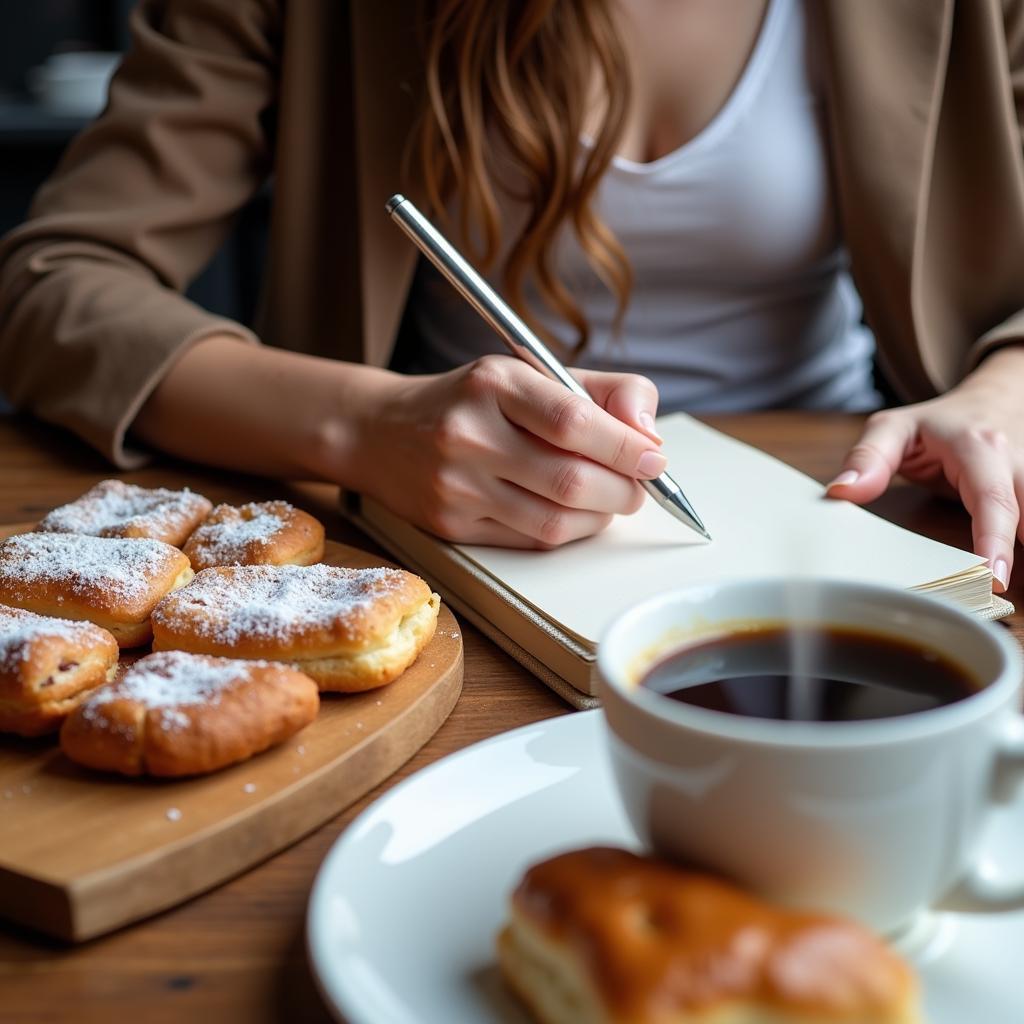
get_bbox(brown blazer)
[1,0,1024,467]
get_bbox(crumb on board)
[243,782,256,794]
[166,807,182,822]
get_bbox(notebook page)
[455,414,985,646]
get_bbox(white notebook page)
[455,415,985,645]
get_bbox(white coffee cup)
[597,579,1024,936]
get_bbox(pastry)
[60,650,319,776]
[151,563,440,691]
[0,532,194,647]
[497,847,922,1024]
[183,500,325,571]
[38,479,212,546]
[0,606,119,737]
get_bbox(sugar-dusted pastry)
[0,606,119,737]
[38,479,212,546]
[151,563,440,691]
[497,847,922,1024]
[0,532,194,648]
[183,500,325,571]
[60,650,319,776]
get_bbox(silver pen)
[385,194,711,541]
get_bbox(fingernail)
[993,558,1010,591]
[638,412,663,442]
[827,470,860,489]
[636,450,667,478]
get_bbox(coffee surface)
[641,625,978,722]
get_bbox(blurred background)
[0,0,268,333]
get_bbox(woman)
[1,0,1023,590]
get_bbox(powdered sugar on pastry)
[183,500,325,570]
[62,650,320,776]
[154,564,411,646]
[0,532,184,605]
[38,480,211,544]
[0,604,119,737]
[151,563,439,692]
[82,651,266,731]
[186,502,296,564]
[91,651,259,708]
[0,606,104,673]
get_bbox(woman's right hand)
[338,355,667,548]
[133,338,665,549]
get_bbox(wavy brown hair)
[416,0,632,355]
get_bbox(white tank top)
[405,0,881,413]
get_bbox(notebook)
[344,414,1012,708]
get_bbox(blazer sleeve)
[967,0,1024,371]
[0,0,280,467]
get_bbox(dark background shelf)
[0,97,90,143]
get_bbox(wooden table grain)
[1,412,1020,1024]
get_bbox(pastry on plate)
[0,606,119,737]
[0,532,194,647]
[60,650,319,776]
[183,500,325,571]
[151,563,440,691]
[497,847,922,1024]
[38,479,211,546]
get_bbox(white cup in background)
[26,52,121,117]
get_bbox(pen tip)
[385,194,405,214]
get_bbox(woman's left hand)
[826,346,1024,594]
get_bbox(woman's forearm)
[131,334,397,483]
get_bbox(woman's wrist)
[302,359,409,490]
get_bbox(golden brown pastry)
[497,848,922,1024]
[151,563,440,691]
[38,479,212,546]
[0,532,194,647]
[60,650,319,776]
[0,606,119,737]
[183,500,325,571]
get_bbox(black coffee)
[641,625,979,722]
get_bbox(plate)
[307,710,1024,1023]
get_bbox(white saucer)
[307,711,1024,1023]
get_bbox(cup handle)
[943,714,1024,912]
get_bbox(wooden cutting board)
[0,529,463,942]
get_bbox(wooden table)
[1,412,1020,1024]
